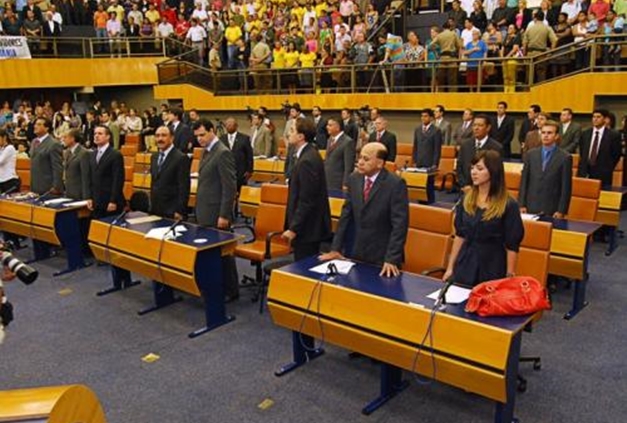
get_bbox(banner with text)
[0,36,32,59]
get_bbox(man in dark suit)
[577,109,622,188]
[62,129,91,200]
[324,117,356,191]
[193,118,239,301]
[340,108,359,144]
[367,116,397,161]
[452,108,475,147]
[490,101,515,158]
[320,142,409,277]
[168,107,194,153]
[457,114,503,189]
[519,120,572,218]
[518,104,541,149]
[42,12,62,55]
[312,106,328,150]
[559,107,582,153]
[221,117,253,192]
[434,105,453,145]
[87,125,125,218]
[412,108,443,169]
[150,126,190,219]
[282,118,332,260]
[30,117,63,195]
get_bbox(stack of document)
[43,198,72,206]
[426,285,472,304]
[521,213,540,221]
[404,167,430,173]
[309,259,355,275]
[144,225,187,240]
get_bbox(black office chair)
[129,191,150,213]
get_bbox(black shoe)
[225,293,240,304]
[348,351,364,359]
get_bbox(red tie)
[589,130,600,166]
[376,132,382,142]
[363,178,373,202]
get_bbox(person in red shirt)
[589,0,610,24]
[162,4,177,25]
[174,13,191,52]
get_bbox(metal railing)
[156,34,626,96]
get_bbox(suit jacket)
[518,118,537,144]
[42,20,61,37]
[64,145,91,200]
[452,121,474,146]
[457,137,503,187]
[342,119,359,144]
[435,119,453,145]
[577,127,622,187]
[523,130,542,157]
[332,169,409,266]
[220,132,253,187]
[150,147,191,218]
[324,132,356,190]
[367,130,397,161]
[30,134,64,194]
[89,145,125,217]
[314,116,328,150]
[519,147,572,216]
[490,114,515,148]
[285,143,332,245]
[195,141,237,227]
[413,124,443,168]
[559,122,582,154]
[251,125,273,157]
[171,121,194,153]
[104,121,120,150]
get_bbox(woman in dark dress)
[443,150,524,286]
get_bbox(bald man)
[320,142,409,277]
[367,117,397,161]
[220,117,253,192]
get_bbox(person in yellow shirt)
[225,19,243,68]
[299,44,317,88]
[283,41,300,94]
[291,4,305,25]
[315,0,328,16]
[272,40,286,69]
[106,0,125,23]
[145,4,161,25]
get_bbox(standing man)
[559,108,582,153]
[282,117,332,260]
[87,125,125,218]
[429,22,463,92]
[577,109,622,187]
[490,101,515,158]
[434,105,453,145]
[249,34,272,94]
[193,118,239,301]
[523,112,551,158]
[312,106,328,151]
[30,117,63,195]
[150,126,190,219]
[522,11,557,81]
[340,108,359,144]
[221,117,253,192]
[457,114,503,190]
[250,113,273,157]
[168,107,194,153]
[518,104,541,150]
[100,110,120,150]
[325,117,356,191]
[320,142,409,277]
[519,120,572,218]
[368,116,397,162]
[412,108,443,169]
[62,129,91,200]
[452,108,475,147]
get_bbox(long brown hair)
[463,150,509,220]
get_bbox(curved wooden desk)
[0,384,106,423]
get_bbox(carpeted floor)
[1,210,627,423]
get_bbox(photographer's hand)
[2,266,16,282]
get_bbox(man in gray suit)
[452,108,474,147]
[519,120,572,218]
[192,118,239,301]
[434,105,453,145]
[62,129,91,200]
[100,111,120,150]
[324,117,356,191]
[559,108,581,154]
[413,108,443,169]
[250,113,273,157]
[30,117,63,195]
[320,142,409,277]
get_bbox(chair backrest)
[505,171,521,201]
[568,177,601,221]
[192,147,204,160]
[260,183,288,205]
[515,219,552,287]
[441,145,457,159]
[384,161,397,172]
[254,184,288,244]
[121,144,139,157]
[613,157,623,187]
[403,204,453,275]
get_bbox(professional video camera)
[1,241,38,285]
[355,105,371,129]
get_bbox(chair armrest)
[232,224,255,243]
[265,231,285,259]
[420,266,446,277]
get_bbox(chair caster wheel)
[533,362,542,371]
[517,379,527,393]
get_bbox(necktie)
[423,126,428,134]
[475,141,481,151]
[96,148,104,163]
[376,132,382,142]
[589,131,600,166]
[157,152,165,171]
[31,138,41,151]
[542,148,552,171]
[363,177,373,202]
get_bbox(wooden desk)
[398,170,437,204]
[251,159,285,183]
[0,196,88,275]
[268,258,533,421]
[0,384,106,423]
[240,185,261,218]
[597,186,627,255]
[88,213,243,337]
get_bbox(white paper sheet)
[427,285,472,304]
[63,200,89,207]
[521,213,540,221]
[310,259,355,275]
[144,225,186,240]
[43,197,73,205]
[404,167,430,173]
[126,215,162,225]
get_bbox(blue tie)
[542,149,552,171]
[157,152,165,172]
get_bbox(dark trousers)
[293,241,321,261]
[222,255,239,297]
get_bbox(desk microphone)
[164,218,183,238]
[111,210,128,226]
[1,185,19,196]
[435,278,456,309]
[35,188,55,204]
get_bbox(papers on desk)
[254,155,267,159]
[309,259,355,275]
[404,167,430,173]
[144,225,187,240]
[126,215,162,225]
[521,213,540,221]
[427,285,472,305]
[43,197,73,206]
[190,172,199,178]
[63,200,89,208]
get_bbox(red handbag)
[465,276,551,317]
